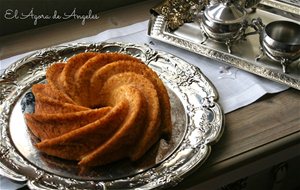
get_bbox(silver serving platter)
[0,42,224,189]
[148,0,300,90]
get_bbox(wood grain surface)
[175,88,300,189]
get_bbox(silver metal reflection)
[0,42,224,189]
[253,18,300,73]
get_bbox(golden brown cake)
[25,52,172,167]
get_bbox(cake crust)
[25,52,172,166]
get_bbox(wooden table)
[1,0,299,189]
[174,88,300,189]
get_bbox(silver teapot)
[200,0,248,53]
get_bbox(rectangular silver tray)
[148,0,300,90]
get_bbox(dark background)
[0,0,143,36]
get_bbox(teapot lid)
[204,1,246,24]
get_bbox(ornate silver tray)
[148,0,300,90]
[0,42,224,189]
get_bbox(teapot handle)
[242,17,265,39]
[251,17,265,32]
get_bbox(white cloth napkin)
[0,20,288,190]
[1,20,288,113]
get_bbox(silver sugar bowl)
[253,18,300,73]
[200,0,248,53]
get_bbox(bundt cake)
[24,52,172,167]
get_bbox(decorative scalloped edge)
[149,15,300,90]
[0,42,224,189]
[260,0,300,15]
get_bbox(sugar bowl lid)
[204,0,247,24]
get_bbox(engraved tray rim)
[0,42,224,189]
[148,1,300,90]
